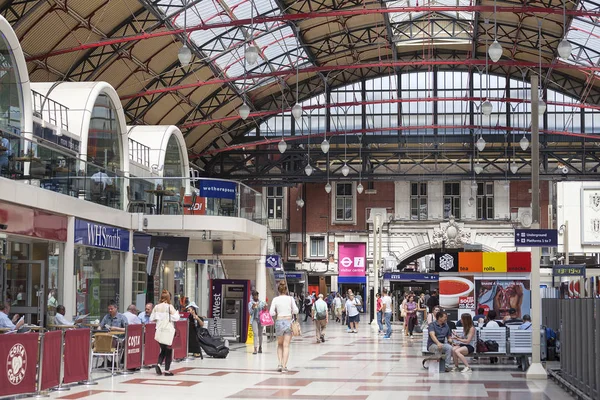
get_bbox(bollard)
[52,330,70,391]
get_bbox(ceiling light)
[357,183,364,194]
[325,182,332,194]
[538,98,546,114]
[321,139,330,154]
[292,104,303,120]
[278,139,287,154]
[305,163,313,176]
[238,103,250,120]
[557,38,572,59]
[296,198,304,208]
[245,45,259,65]
[474,162,484,174]
[178,44,192,67]
[519,136,529,151]
[476,136,486,152]
[481,100,493,116]
[471,180,478,190]
[341,163,350,177]
[488,40,503,62]
[510,162,519,174]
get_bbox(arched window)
[164,134,183,191]
[87,93,122,172]
[0,32,23,133]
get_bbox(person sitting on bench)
[450,314,476,373]
[427,310,454,372]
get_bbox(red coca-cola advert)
[143,323,160,367]
[41,331,62,390]
[0,333,38,397]
[125,324,143,369]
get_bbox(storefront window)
[0,32,22,133]
[163,135,183,192]
[74,246,121,321]
[86,93,123,208]
[132,254,147,304]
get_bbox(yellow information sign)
[482,252,507,273]
[246,320,254,345]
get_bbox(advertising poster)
[439,276,475,310]
[476,280,531,319]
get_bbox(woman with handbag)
[248,290,268,355]
[269,281,299,373]
[150,290,180,376]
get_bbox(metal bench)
[507,326,533,370]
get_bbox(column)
[121,230,133,309]
[61,216,76,319]
[256,239,267,300]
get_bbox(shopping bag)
[155,317,175,346]
[259,310,274,326]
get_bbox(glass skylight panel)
[157,0,314,86]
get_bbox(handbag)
[476,339,489,353]
[155,304,176,346]
[485,340,499,352]
[259,309,274,326]
[290,297,301,336]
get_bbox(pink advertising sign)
[338,243,366,277]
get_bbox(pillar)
[121,230,133,310]
[61,216,76,319]
[256,239,267,300]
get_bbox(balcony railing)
[32,90,69,131]
[128,138,150,167]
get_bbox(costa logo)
[340,257,353,268]
[6,343,27,385]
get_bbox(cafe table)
[14,156,42,163]
[145,188,176,215]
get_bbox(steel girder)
[200,139,600,184]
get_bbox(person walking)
[376,293,383,334]
[333,293,342,323]
[381,289,393,339]
[345,292,360,333]
[248,290,267,355]
[303,294,312,322]
[270,281,299,373]
[150,290,180,376]
[312,294,329,343]
[405,294,418,338]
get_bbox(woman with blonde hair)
[269,280,299,373]
[150,290,180,376]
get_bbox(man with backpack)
[312,294,329,343]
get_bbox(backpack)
[316,309,327,320]
[484,340,499,352]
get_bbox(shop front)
[73,218,130,320]
[0,201,67,326]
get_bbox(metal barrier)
[548,299,600,400]
[542,298,561,332]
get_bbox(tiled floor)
[49,319,575,400]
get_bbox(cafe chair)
[162,186,185,215]
[91,334,120,375]
[126,186,147,213]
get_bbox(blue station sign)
[383,273,439,281]
[515,229,558,247]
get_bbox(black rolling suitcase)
[198,328,229,358]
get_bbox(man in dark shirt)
[427,310,453,371]
[503,308,524,326]
[473,307,486,324]
[426,290,439,311]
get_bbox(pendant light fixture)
[245,3,259,65]
[296,197,304,208]
[519,135,529,151]
[325,182,332,193]
[278,86,287,154]
[476,136,486,152]
[488,4,503,62]
[325,149,331,193]
[321,139,330,154]
[557,0,572,59]
[510,161,519,174]
[304,121,312,176]
[471,180,478,191]
[474,162,484,175]
[357,135,363,194]
[178,0,192,67]
[341,163,350,177]
[292,52,302,120]
[482,37,493,116]
[239,103,250,120]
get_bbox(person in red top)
[376,293,383,334]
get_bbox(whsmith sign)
[74,219,129,252]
